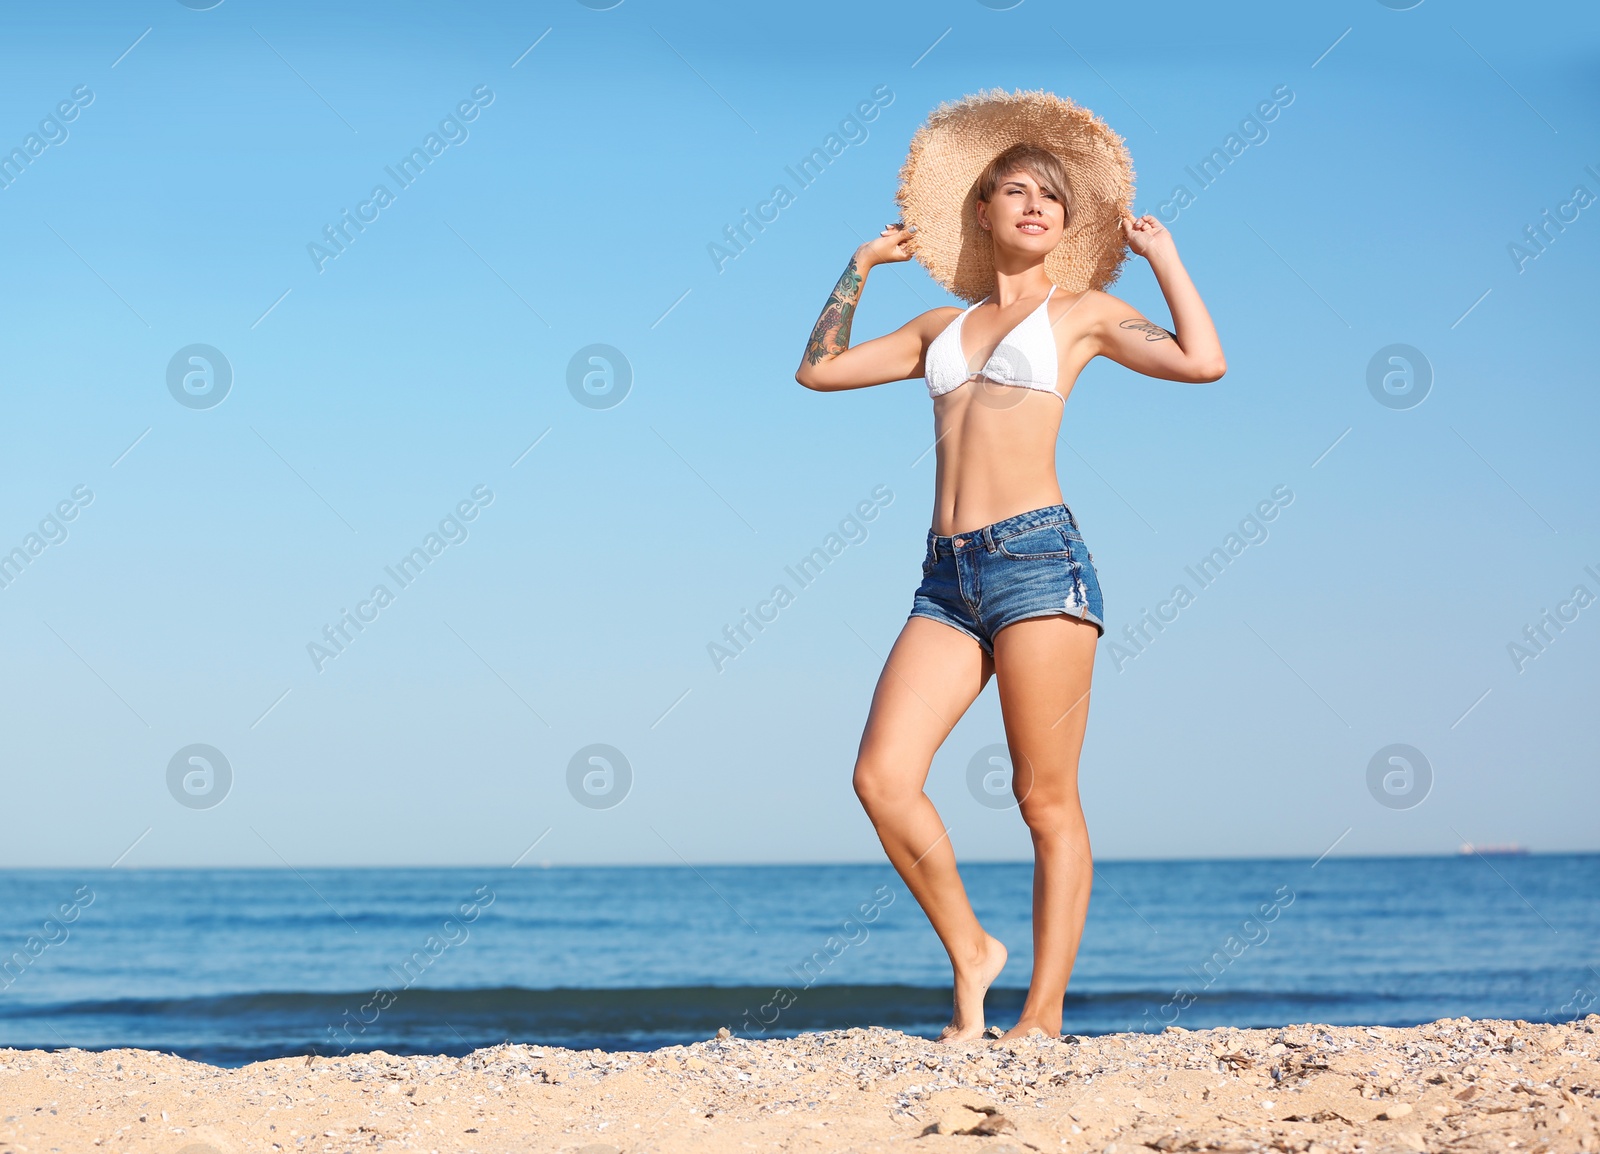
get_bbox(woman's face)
[976,169,1066,257]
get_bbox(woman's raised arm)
[1091,214,1227,384]
[795,225,953,392]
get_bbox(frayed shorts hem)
[907,604,1105,656]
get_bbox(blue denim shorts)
[909,503,1104,654]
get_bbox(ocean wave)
[0,983,1436,1067]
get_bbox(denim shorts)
[909,503,1104,654]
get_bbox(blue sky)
[1,0,1596,867]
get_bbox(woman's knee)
[852,755,916,812]
[1016,790,1082,834]
[851,761,890,810]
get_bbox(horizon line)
[0,849,1590,871]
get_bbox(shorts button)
[954,537,966,547]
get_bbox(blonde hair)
[975,143,1072,221]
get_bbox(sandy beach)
[2,1016,1595,1153]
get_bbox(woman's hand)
[858,223,916,268]
[1121,213,1176,264]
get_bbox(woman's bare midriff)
[929,382,1071,536]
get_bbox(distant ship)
[1458,842,1528,856]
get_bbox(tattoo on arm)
[804,256,866,365]
[1119,318,1175,342]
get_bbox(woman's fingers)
[876,222,917,257]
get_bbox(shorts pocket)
[997,524,1074,559]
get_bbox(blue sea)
[0,856,1595,1068]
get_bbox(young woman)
[794,103,1225,1043]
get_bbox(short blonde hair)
[975,143,1072,221]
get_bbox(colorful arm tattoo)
[803,256,866,366]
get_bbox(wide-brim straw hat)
[896,89,1136,303]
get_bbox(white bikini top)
[924,284,1062,400]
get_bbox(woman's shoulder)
[1048,287,1119,314]
[1047,287,1127,331]
[887,305,964,344]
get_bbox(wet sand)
[2,1016,1595,1153]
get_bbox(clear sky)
[1,0,1595,867]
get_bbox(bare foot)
[998,1019,1058,1042]
[936,934,1007,1043]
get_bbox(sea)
[0,855,1595,1068]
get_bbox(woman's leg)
[853,615,1008,1042]
[989,613,1099,1039]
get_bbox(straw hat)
[896,89,1136,303]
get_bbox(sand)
[2,1016,1595,1153]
